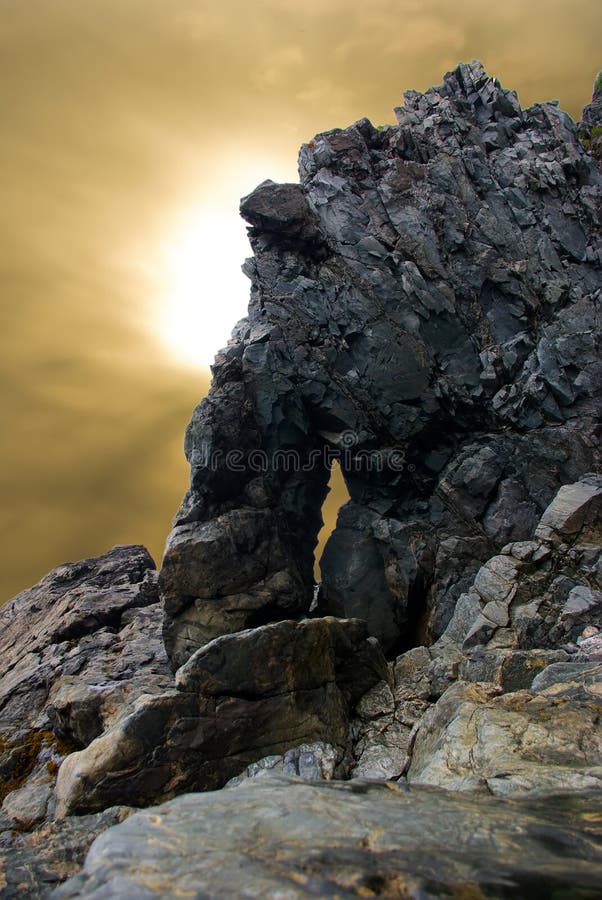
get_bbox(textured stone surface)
[0,546,169,829]
[344,475,602,784]
[407,678,602,795]
[55,778,602,899]
[435,474,602,655]
[161,60,601,667]
[349,679,411,779]
[55,618,387,815]
[535,476,602,543]
[579,72,602,162]
[0,808,132,900]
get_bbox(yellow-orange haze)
[0,0,599,599]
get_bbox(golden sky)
[1,0,599,600]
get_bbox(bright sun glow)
[159,206,252,368]
[155,157,297,369]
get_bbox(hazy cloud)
[0,0,598,598]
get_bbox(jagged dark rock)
[1,62,601,898]
[161,59,601,668]
[344,473,602,783]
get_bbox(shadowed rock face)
[580,71,602,163]
[161,60,601,668]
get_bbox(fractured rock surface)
[347,474,602,786]
[0,546,169,829]
[0,808,132,900]
[55,618,387,816]
[407,680,602,795]
[161,60,601,668]
[0,546,167,897]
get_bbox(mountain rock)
[435,472,602,654]
[407,679,602,795]
[580,71,602,163]
[0,546,169,828]
[1,61,601,898]
[161,60,601,668]
[0,807,132,900]
[344,473,602,783]
[0,546,167,897]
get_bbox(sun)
[154,155,297,369]
[158,205,252,368]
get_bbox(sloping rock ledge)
[55,778,602,899]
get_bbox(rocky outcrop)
[343,473,602,785]
[407,679,602,795]
[55,778,602,899]
[1,62,601,898]
[0,808,132,899]
[0,546,169,831]
[435,473,602,656]
[0,546,167,897]
[161,60,601,668]
[54,617,387,816]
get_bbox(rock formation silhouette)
[1,62,600,898]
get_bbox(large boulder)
[55,618,387,815]
[407,679,602,795]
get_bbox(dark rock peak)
[161,60,601,667]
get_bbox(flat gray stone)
[54,779,602,899]
[535,477,602,543]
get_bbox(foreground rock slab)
[55,778,602,899]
